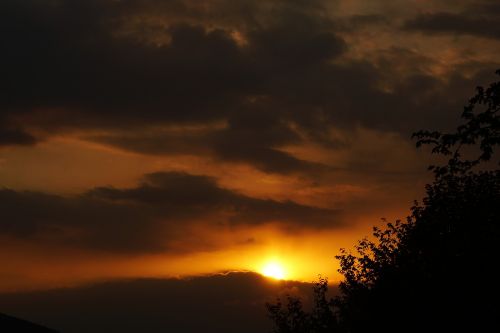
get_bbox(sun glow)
[261,261,286,280]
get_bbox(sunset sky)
[1,1,500,329]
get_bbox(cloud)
[87,109,331,174]
[0,127,36,147]
[0,272,321,333]
[0,0,344,127]
[0,171,340,253]
[0,0,347,173]
[0,0,492,167]
[1,0,499,176]
[404,12,500,40]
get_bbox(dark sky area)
[0,272,316,333]
[1,0,499,332]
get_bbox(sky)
[1,0,500,330]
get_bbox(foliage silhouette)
[413,69,500,176]
[267,70,500,332]
[266,277,338,333]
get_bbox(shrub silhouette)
[266,277,338,333]
[267,70,500,333]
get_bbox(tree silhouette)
[413,69,500,175]
[268,70,500,332]
[266,277,338,333]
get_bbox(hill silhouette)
[0,312,58,332]
[0,272,318,333]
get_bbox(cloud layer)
[2,0,498,173]
[0,172,339,253]
[1,0,500,290]
[0,272,319,333]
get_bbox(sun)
[261,261,286,280]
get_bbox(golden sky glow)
[1,0,499,295]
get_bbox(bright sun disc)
[262,262,285,280]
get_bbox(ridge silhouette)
[0,313,58,332]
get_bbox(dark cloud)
[404,12,500,40]
[209,109,333,174]
[0,116,36,146]
[0,188,156,252]
[1,0,499,175]
[88,171,340,227]
[0,0,343,127]
[88,108,331,174]
[0,172,340,253]
[403,0,500,40]
[0,0,347,173]
[0,127,36,147]
[334,14,391,32]
[1,0,288,135]
[0,272,320,333]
